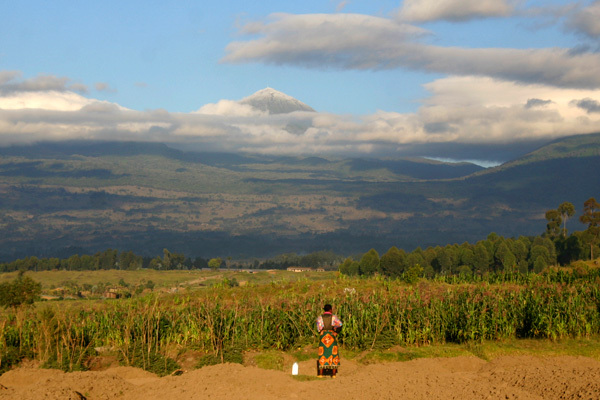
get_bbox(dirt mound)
[1,355,599,399]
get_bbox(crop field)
[1,268,600,376]
[0,269,336,292]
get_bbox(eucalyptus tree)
[558,202,575,238]
[580,197,600,259]
[545,209,562,238]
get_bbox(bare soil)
[1,355,600,399]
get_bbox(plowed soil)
[1,355,600,399]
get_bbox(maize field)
[1,274,600,374]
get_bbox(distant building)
[103,288,121,299]
[287,267,313,272]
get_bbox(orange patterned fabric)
[317,330,340,370]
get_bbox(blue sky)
[2,0,427,114]
[1,0,599,162]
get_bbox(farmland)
[1,264,600,377]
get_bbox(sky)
[1,0,600,164]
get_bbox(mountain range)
[0,89,599,261]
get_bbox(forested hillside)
[0,134,598,260]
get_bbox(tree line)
[1,198,597,276]
[340,197,600,278]
[0,247,342,273]
[0,248,208,273]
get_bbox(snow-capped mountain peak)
[239,87,315,114]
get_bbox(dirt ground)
[1,355,600,399]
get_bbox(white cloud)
[223,13,429,67]
[195,99,266,117]
[565,1,600,39]
[0,69,599,159]
[0,91,98,111]
[415,76,600,142]
[0,71,22,85]
[95,82,117,93]
[223,13,600,89]
[335,1,348,13]
[398,0,517,22]
[0,72,88,94]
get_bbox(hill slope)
[0,134,598,259]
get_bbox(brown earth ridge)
[1,355,600,399]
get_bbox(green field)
[0,268,336,293]
[1,267,600,376]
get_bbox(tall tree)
[495,241,516,271]
[545,209,562,238]
[532,237,557,265]
[379,246,406,277]
[555,235,583,265]
[162,249,172,269]
[434,246,454,275]
[580,197,600,259]
[472,242,490,274]
[339,257,360,276]
[458,246,475,268]
[208,257,222,270]
[558,202,575,238]
[405,251,425,270]
[530,245,551,272]
[359,249,380,276]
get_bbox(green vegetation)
[340,198,600,280]
[0,249,342,274]
[1,136,600,377]
[498,132,600,168]
[580,197,600,259]
[0,136,598,259]
[1,266,600,374]
[0,271,41,308]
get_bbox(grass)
[0,269,337,292]
[254,351,286,371]
[331,336,600,366]
[292,375,321,381]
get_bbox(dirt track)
[1,355,600,399]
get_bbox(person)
[316,304,343,378]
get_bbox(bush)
[196,346,244,368]
[403,265,423,284]
[120,344,180,376]
[0,346,32,374]
[0,271,42,308]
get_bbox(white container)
[292,362,299,375]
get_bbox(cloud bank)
[398,0,518,22]
[0,71,88,94]
[1,70,599,161]
[223,13,600,90]
[565,1,600,39]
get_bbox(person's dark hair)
[324,304,332,312]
